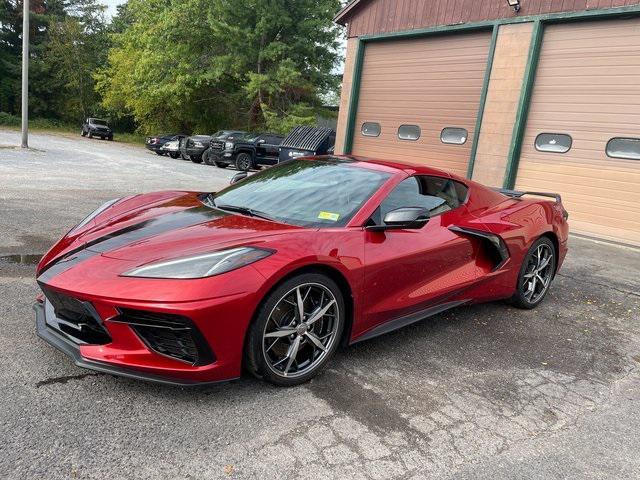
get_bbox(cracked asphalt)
[1,129,639,479]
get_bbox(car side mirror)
[230,172,248,185]
[367,207,430,231]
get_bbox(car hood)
[39,191,304,272]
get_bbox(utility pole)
[21,0,29,148]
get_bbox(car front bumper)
[34,301,217,386]
[145,143,163,152]
[33,270,261,385]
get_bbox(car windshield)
[91,119,108,126]
[212,159,392,227]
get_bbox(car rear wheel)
[88,131,93,139]
[213,160,228,168]
[511,237,556,309]
[169,152,179,159]
[81,129,86,137]
[155,151,164,156]
[190,155,203,164]
[235,153,253,171]
[246,273,345,386]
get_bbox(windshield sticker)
[318,211,340,222]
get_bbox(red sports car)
[35,156,568,386]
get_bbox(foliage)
[97,0,342,134]
[1,0,344,135]
[0,0,108,121]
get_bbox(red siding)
[344,0,640,37]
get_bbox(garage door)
[351,31,492,176]
[516,19,640,246]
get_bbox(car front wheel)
[246,273,345,386]
[88,131,93,139]
[169,152,179,159]
[511,237,556,309]
[81,129,86,137]
[235,152,253,171]
[190,155,203,164]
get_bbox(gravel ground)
[1,129,639,479]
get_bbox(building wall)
[471,22,535,187]
[344,0,640,38]
[334,38,358,155]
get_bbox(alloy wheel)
[521,243,554,304]
[262,283,339,379]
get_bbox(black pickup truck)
[81,118,113,140]
[180,130,245,163]
[207,132,284,171]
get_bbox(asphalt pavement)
[1,129,639,479]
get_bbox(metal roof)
[280,126,335,152]
[334,0,368,25]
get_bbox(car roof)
[306,155,464,180]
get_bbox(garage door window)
[441,127,468,145]
[361,122,381,137]
[606,137,640,160]
[398,125,421,141]
[535,133,572,153]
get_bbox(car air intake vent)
[40,285,112,345]
[115,309,215,366]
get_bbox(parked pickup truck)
[81,118,113,140]
[181,130,245,163]
[208,132,284,171]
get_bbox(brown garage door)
[516,19,640,246]
[351,31,492,176]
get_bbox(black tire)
[108,136,113,141]
[202,148,212,165]
[81,129,86,137]
[511,236,556,309]
[88,131,93,139]
[190,155,203,164]
[235,152,253,171]
[246,273,345,387]
[213,160,229,168]
[169,152,179,159]
[155,151,164,156]
[100,136,105,140]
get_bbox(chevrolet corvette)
[35,156,569,386]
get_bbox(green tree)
[97,0,342,134]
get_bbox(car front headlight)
[71,198,122,233]
[122,247,274,279]
[225,141,233,149]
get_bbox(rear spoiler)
[495,188,562,204]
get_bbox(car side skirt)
[352,299,470,344]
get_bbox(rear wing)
[495,188,562,204]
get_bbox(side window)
[606,137,640,160]
[361,122,381,137]
[535,133,572,153]
[375,176,467,224]
[398,125,421,141]
[441,127,468,145]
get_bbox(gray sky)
[101,0,123,18]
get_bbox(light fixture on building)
[507,0,521,12]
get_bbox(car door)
[256,135,279,165]
[359,175,481,338]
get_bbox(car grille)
[115,309,215,366]
[210,140,225,151]
[40,286,112,345]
